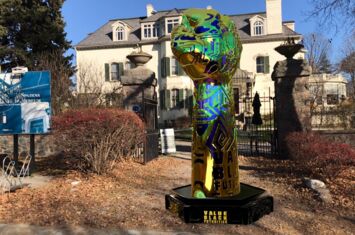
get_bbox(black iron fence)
[144,130,159,163]
[235,94,278,157]
[132,130,159,164]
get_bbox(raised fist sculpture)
[171,9,242,198]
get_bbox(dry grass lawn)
[0,154,354,235]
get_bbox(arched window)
[254,21,264,36]
[115,26,125,41]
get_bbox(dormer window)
[116,26,125,41]
[166,18,180,34]
[142,23,160,39]
[112,21,129,41]
[249,15,266,37]
[254,21,264,36]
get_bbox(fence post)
[272,58,312,158]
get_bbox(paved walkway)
[171,140,191,160]
[22,174,52,188]
[0,224,202,235]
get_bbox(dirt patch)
[0,156,354,235]
[243,156,355,209]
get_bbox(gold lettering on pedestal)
[203,210,228,224]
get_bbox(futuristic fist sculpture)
[171,9,242,198]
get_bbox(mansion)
[75,0,304,125]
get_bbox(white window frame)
[112,21,129,41]
[326,94,339,105]
[142,23,160,39]
[166,17,180,35]
[249,15,266,37]
[256,56,265,73]
[171,57,179,76]
[171,89,179,109]
[110,63,120,81]
[254,21,264,36]
[115,26,125,41]
[143,24,152,38]
[125,61,135,70]
[153,23,160,37]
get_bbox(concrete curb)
[0,224,202,235]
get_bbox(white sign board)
[160,128,176,154]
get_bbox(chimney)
[266,0,282,34]
[146,3,154,17]
[283,21,295,31]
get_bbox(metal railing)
[236,94,278,157]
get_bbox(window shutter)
[187,89,194,117]
[105,63,110,81]
[165,89,171,110]
[118,62,124,79]
[160,90,165,110]
[264,56,270,74]
[178,89,184,109]
[165,57,170,77]
[185,89,192,108]
[184,89,191,108]
[178,62,184,75]
[161,57,170,78]
[160,57,166,78]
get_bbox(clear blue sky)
[62,0,346,64]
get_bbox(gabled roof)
[249,14,266,21]
[140,8,185,23]
[76,17,143,48]
[76,9,301,50]
[112,20,132,29]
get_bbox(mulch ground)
[0,154,354,235]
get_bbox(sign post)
[30,134,35,173]
[13,134,19,167]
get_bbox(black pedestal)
[165,183,273,224]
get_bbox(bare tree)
[35,50,73,115]
[75,62,122,108]
[339,33,355,98]
[308,75,326,127]
[308,0,355,32]
[303,33,333,74]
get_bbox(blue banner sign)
[0,71,51,134]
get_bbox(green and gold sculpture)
[171,9,242,198]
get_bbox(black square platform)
[165,183,273,224]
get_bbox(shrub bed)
[285,132,355,181]
[52,108,145,174]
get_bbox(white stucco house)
[75,0,303,125]
[309,73,348,107]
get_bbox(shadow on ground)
[176,145,191,153]
[35,152,79,176]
